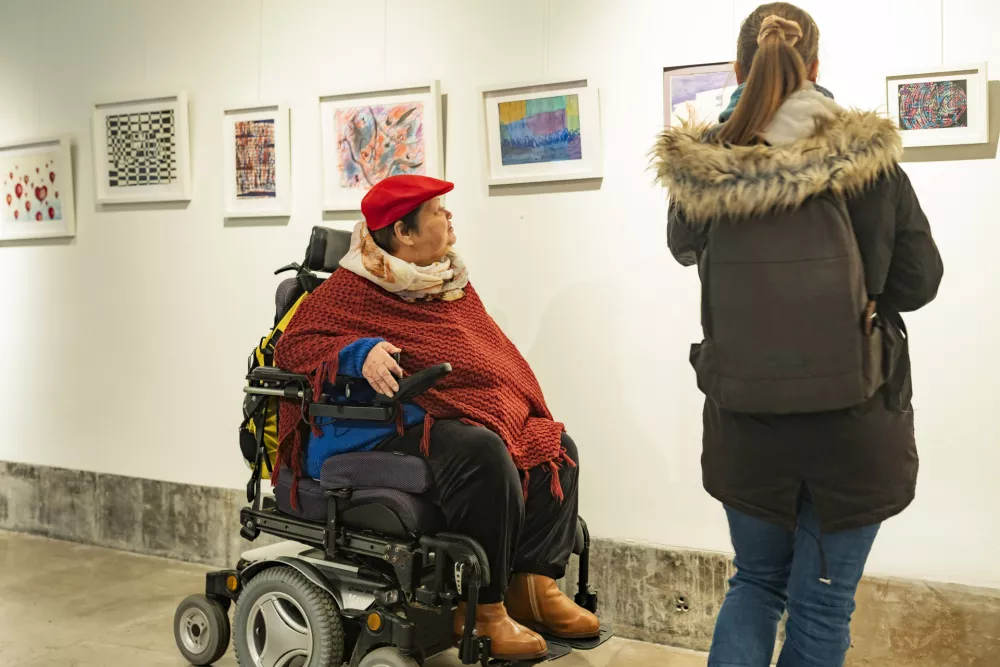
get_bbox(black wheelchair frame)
[178,227,603,667]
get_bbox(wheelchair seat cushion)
[274,475,327,523]
[274,471,444,535]
[320,451,434,494]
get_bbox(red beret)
[361,175,455,232]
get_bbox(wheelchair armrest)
[245,367,312,399]
[247,366,308,385]
[305,362,451,421]
[374,363,452,407]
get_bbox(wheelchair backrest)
[273,226,354,325]
[304,226,352,273]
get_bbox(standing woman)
[652,3,942,667]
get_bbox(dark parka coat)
[653,109,943,533]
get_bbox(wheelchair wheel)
[174,594,231,665]
[233,567,344,667]
[358,646,420,667]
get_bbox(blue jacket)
[305,338,425,478]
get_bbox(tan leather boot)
[505,573,601,639]
[453,601,548,661]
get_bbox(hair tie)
[758,15,803,47]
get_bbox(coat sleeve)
[882,169,943,312]
[846,167,943,313]
[667,203,708,267]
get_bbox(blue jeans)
[708,497,880,667]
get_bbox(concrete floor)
[0,530,708,667]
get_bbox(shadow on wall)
[96,201,191,214]
[901,80,1000,163]
[488,177,603,198]
[0,235,75,248]
[321,211,361,224]
[224,215,290,229]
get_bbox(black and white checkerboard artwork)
[105,110,177,188]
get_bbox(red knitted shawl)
[273,270,571,504]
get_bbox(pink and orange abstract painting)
[335,102,426,189]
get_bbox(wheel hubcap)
[180,608,212,655]
[246,592,312,667]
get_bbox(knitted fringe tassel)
[420,413,434,457]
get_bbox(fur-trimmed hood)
[651,102,902,224]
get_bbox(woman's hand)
[362,342,404,397]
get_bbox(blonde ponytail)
[719,6,818,146]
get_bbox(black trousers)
[377,420,579,603]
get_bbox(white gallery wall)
[1,0,997,589]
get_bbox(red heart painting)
[25,201,31,212]
[23,175,28,184]
[49,172,55,184]
[5,194,10,206]
[55,191,59,199]
[35,212,42,221]
[35,186,47,201]
[15,183,22,199]
[14,210,19,220]
[48,207,54,219]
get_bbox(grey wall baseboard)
[0,460,273,568]
[3,460,999,666]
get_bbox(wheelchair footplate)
[540,627,614,652]
[499,642,572,666]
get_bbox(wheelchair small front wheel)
[233,566,344,667]
[174,594,231,665]
[358,646,421,667]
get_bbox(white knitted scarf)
[339,221,469,303]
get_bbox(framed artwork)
[886,63,989,147]
[222,104,291,218]
[663,62,738,128]
[482,78,603,186]
[319,82,443,211]
[0,136,76,241]
[91,92,192,204]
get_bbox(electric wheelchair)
[173,227,609,667]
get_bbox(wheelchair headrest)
[304,226,352,273]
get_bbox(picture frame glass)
[0,138,75,241]
[320,84,442,211]
[92,95,191,204]
[663,63,738,128]
[483,80,603,186]
[223,105,291,217]
[886,66,988,147]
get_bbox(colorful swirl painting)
[897,80,968,130]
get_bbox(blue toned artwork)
[498,94,582,166]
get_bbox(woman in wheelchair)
[273,175,599,661]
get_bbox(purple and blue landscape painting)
[498,94,582,166]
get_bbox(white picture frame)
[663,62,738,128]
[482,78,603,186]
[91,92,192,204]
[222,103,291,218]
[0,136,76,241]
[886,63,989,147]
[320,81,443,212]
